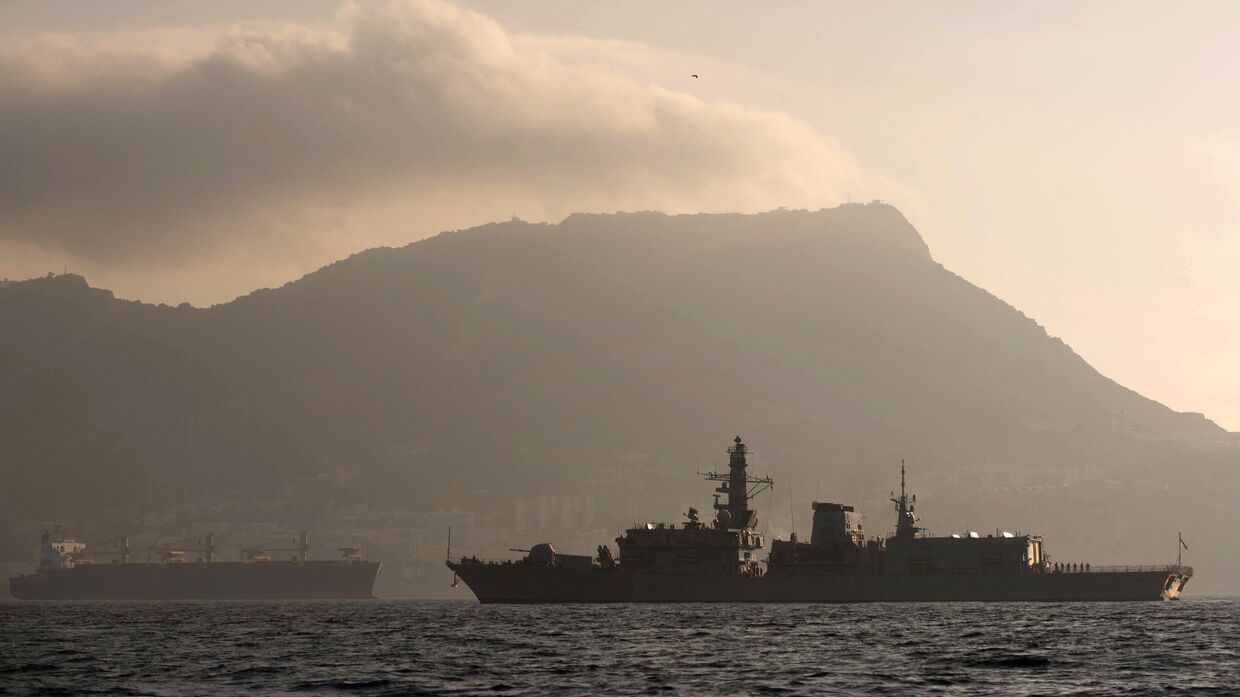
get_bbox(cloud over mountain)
[0,0,877,301]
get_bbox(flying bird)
[691,74,699,79]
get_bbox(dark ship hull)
[448,560,1191,603]
[10,561,382,600]
[447,436,1196,605]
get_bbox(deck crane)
[77,535,133,565]
[146,534,216,563]
[242,531,310,563]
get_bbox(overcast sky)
[1,0,1237,429]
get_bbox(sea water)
[2,599,1237,695]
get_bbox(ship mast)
[891,459,921,538]
[699,436,774,530]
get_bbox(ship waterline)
[448,436,1193,604]
[10,560,382,600]
[448,562,1191,603]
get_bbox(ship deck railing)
[1075,565,1192,575]
[453,556,531,565]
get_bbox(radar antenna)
[697,436,774,530]
[890,459,921,538]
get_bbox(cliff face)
[0,203,1228,562]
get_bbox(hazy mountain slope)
[193,204,1216,477]
[0,275,313,546]
[0,203,1229,567]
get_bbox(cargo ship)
[448,436,1192,603]
[9,529,381,600]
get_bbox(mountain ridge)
[1,202,1233,586]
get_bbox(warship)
[448,436,1192,603]
[9,529,381,600]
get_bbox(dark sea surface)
[2,599,1237,696]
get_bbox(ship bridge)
[615,436,773,576]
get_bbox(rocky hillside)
[2,203,1234,588]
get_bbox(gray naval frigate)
[447,436,1192,603]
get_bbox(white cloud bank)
[0,0,883,303]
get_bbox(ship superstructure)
[10,528,381,600]
[448,436,1192,603]
[612,437,771,577]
